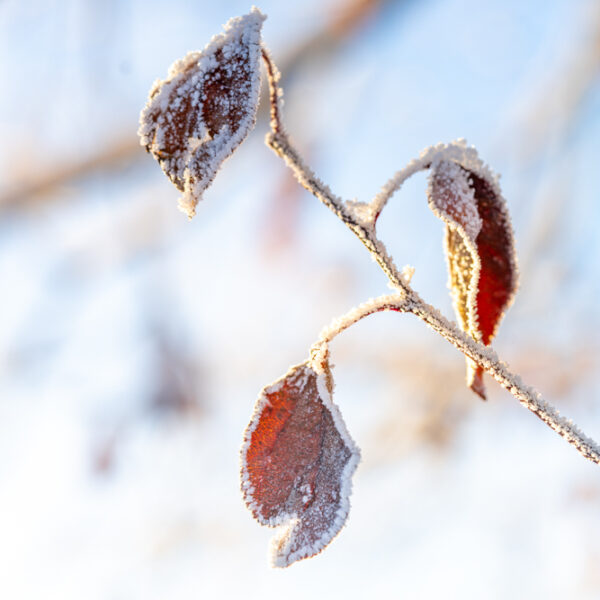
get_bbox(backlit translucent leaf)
[240,359,360,567]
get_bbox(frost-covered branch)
[261,48,600,467]
[314,293,410,347]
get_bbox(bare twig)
[262,48,600,467]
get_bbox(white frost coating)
[138,8,266,218]
[402,265,415,283]
[345,199,378,230]
[370,138,502,219]
[315,293,409,346]
[299,483,313,504]
[427,159,482,240]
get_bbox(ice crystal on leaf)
[138,8,265,218]
[428,158,518,399]
[240,359,360,567]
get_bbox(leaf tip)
[467,364,487,400]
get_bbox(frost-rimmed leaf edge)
[138,7,266,218]
[239,355,361,567]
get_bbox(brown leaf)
[241,359,360,567]
[428,158,518,399]
[138,9,265,218]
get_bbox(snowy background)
[1,0,599,598]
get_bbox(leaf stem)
[261,48,284,136]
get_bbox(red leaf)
[241,360,360,567]
[138,9,265,218]
[428,158,518,398]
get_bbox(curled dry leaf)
[138,8,265,218]
[428,158,518,399]
[240,358,360,567]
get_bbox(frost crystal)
[240,360,360,567]
[138,8,266,217]
[428,160,481,240]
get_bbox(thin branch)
[261,49,600,467]
[315,293,409,347]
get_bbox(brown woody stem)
[260,49,600,467]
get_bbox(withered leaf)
[428,158,518,399]
[241,360,360,567]
[138,9,265,218]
